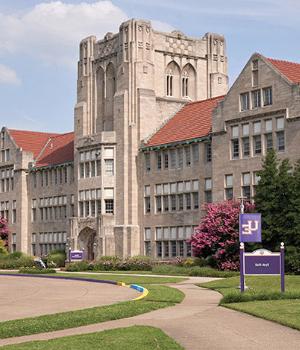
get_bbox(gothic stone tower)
[71,19,228,258]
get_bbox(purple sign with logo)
[239,213,261,242]
[244,254,281,275]
[240,244,285,293]
[70,250,84,261]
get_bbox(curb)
[0,272,148,301]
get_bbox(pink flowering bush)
[190,201,254,271]
[0,217,9,247]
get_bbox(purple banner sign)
[244,254,280,275]
[70,250,84,261]
[239,213,261,242]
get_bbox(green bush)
[47,251,66,268]
[19,267,56,274]
[152,264,238,277]
[92,255,154,271]
[120,256,153,271]
[65,261,90,272]
[0,254,34,269]
[93,256,122,271]
[285,246,300,274]
[0,240,8,255]
[7,251,24,259]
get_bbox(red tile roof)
[35,132,74,167]
[145,96,224,147]
[8,129,59,159]
[8,129,74,167]
[267,57,300,83]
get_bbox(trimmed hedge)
[0,253,34,269]
[19,267,56,274]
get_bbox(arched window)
[104,62,115,131]
[96,66,105,132]
[165,61,180,98]
[181,64,196,100]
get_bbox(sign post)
[280,242,285,292]
[240,242,245,292]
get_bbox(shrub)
[0,217,9,246]
[0,254,34,269]
[93,256,122,271]
[0,239,8,255]
[285,246,300,274]
[65,261,90,272]
[190,200,254,271]
[46,251,66,268]
[7,251,24,259]
[121,256,153,271]
[19,267,56,274]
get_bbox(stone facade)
[71,19,228,259]
[212,53,300,204]
[3,20,300,260]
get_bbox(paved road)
[0,277,300,349]
[0,275,138,321]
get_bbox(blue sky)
[0,0,299,133]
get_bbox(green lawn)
[1,326,183,350]
[200,275,300,330]
[56,272,186,284]
[0,275,184,339]
[228,299,300,331]
[199,275,300,303]
[63,265,238,278]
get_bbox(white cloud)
[0,1,128,67]
[0,64,21,85]
[0,1,175,68]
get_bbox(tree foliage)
[190,200,254,271]
[0,217,9,245]
[255,150,300,250]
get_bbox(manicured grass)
[1,326,183,350]
[152,265,238,277]
[63,266,238,277]
[199,275,300,303]
[0,278,184,339]
[56,272,186,284]
[200,275,300,331]
[228,299,300,331]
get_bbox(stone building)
[70,18,228,259]
[2,19,300,260]
[0,129,74,254]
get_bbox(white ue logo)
[242,220,259,235]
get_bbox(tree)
[289,160,300,247]
[190,200,254,271]
[0,217,9,247]
[255,150,294,250]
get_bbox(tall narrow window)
[240,92,250,111]
[205,143,212,162]
[251,89,261,108]
[225,175,233,200]
[167,74,173,96]
[263,87,272,106]
[145,153,151,172]
[182,74,188,97]
[205,178,212,203]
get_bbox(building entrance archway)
[78,227,96,261]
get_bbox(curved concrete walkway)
[0,275,138,321]
[0,277,300,349]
